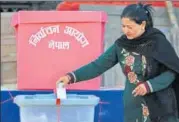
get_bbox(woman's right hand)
[56,75,71,87]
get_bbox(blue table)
[1,90,124,122]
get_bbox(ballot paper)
[56,82,67,99]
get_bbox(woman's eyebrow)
[122,24,134,26]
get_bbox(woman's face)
[121,18,146,39]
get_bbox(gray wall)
[80,5,179,88]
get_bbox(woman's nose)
[123,27,128,35]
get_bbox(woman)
[56,3,179,122]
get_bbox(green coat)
[69,43,175,122]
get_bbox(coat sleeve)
[144,70,176,93]
[67,44,120,83]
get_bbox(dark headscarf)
[115,27,179,118]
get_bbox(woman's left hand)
[132,84,147,97]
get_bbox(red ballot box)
[11,11,107,90]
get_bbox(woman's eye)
[122,25,125,28]
[128,26,133,29]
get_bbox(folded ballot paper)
[56,83,67,105]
